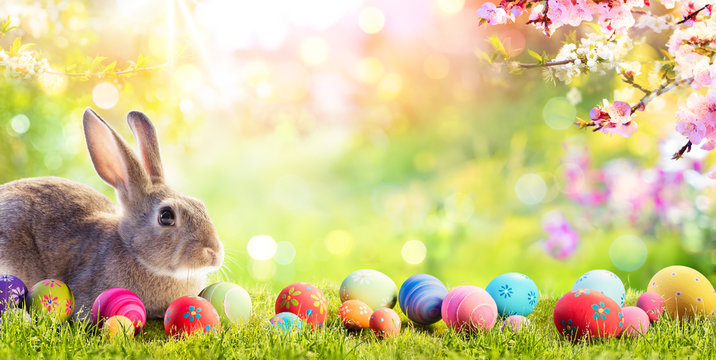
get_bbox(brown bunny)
[0,108,224,318]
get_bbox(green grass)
[1,283,715,359]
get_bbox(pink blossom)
[701,140,716,150]
[675,118,706,144]
[608,101,633,124]
[477,2,509,25]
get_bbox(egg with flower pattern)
[275,282,328,328]
[27,279,74,321]
[553,289,623,341]
[486,272,539,317]
[647,265,716,318]
[339,299,373,330]
[0,274,27,314]
[340,269,398,310]
[163,296,221,338]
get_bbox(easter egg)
[275,282,328,328]
[370,308,401,338]
[572,269,625,307]
[91,288,146,333]
[199,282,252,324]
[398,274,447,325]
[553,289,623,341]
[647,265,716,319]
[102,315,135,340]
[27,279,74,321]
[0,275,27,313]
[441,285,498,332]
[270,312,304,333]
[501,315,530,331]
[636,291,665,322]
[620,306,649,338]
[340,269,398,310]
[486,272,539,317]
[163,296,221,338]
[339,300,373,330]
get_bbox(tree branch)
[630,77,692,114]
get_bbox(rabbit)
[0,108,224,319]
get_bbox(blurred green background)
[1,0,714,295]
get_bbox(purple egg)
[0,275,28,313]
[501,315,530,331]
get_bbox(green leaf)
[18,43,35,52]
[290,299,299,306]
[10,37,21,54]
[527,49,542,63]
[103,61,117,73]
[488,35,509,59]
[475,50,492,64]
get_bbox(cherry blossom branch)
[672,140,692,160]
[676,4,712,25]
[517,59,575,69]
[630,77,693,114]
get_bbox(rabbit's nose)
[204,248,222,267]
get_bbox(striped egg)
[441,285,498,332]
[398,274,447,325]
[92,288,146,334]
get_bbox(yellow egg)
[647,266,716,319]
[102,315,135,340]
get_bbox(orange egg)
[339,300,373,330]
[370,308,401,338]
[102,315,135,340]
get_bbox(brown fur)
[0,108,223,318]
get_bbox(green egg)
[199,282,252,324]
[340,269,398,310]
[27,279,74,321]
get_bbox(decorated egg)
[27,279,74,321]
[269,312,304,333]
[0,275,27,313]
[636,291,665,322]
[370,308,401,338]
[91,288,146,333]
[199,282,252,324]
[501,315,530,331]
[553,289,623,341]
[398,274,447,325]
[339,300,373,330]
[572,269,625,307]
[163,296,221,338]
[486,272,539,317]
[275,282,328,328]
[340,269,398,310]
[102,315,135,340]
[441,285,498,332]
[620,306,649,338]
[647,265,716,318]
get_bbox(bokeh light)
[274,241,297,265]
[609,235,648,271]
[358,7,385,34]
[249,259,276,281]
[247,235,278,261]
[436,0,465,14]
[10,114,30,135]
[401,240,427,265]
[324,230,353,256]
[91,82,119,109]
[543,97,576,130]
[300,37,329,66]
[515,173,547,205]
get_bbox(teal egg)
[340,269,397,310]
[572,269,625,307]
[486,273,539,317]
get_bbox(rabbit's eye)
[159,208,175,226]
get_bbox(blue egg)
[485,272,539,317]
[571,269,625,307]
[398,274,447,325]
[269,312,303,333]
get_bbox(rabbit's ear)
[127,111,164,184]
[83,108,150,199]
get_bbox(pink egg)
[441,285,497,332]
[501,315,530,331]
[620,306,650,338]
[636,291,664,323]
[91,288,146,334]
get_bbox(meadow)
[1,283,715,359]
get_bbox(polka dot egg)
[553,289,623,342]
[647,265,716,318]
[163,296,221,338]
[275,282,328,328]
[486,272,539,317]
[199,282,252,324]
[269,312,303,333]
[370,308,401,338]
[339,299,373,330]
[91,288,146,334]
[340,269,398,310]
[572,269,625,307]
[0,275,27,313]
[27,279,74,321]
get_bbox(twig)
[630,77,693,114]
[676,4,711,25]
[517,59,575,68]
[672,140,692,160]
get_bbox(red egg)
[275,282,328,328]
[636,291,664,323]
[620,306,650,338]
[370,308,401,338]
[164,296,221,338]
[553,289,623,342]
[91,288,146,334]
